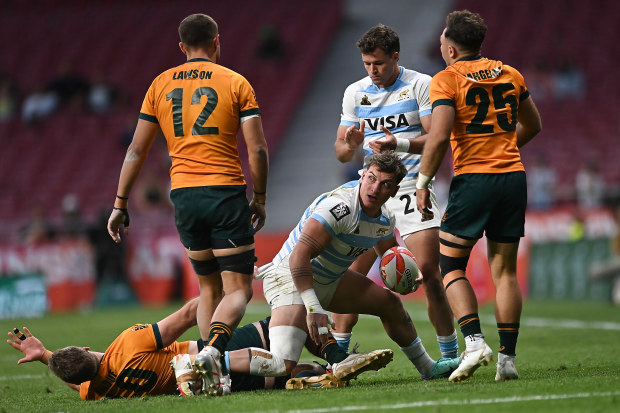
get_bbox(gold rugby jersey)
[430,56,529,175]
[139,57,260,189]
[80,323,190,399]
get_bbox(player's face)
[359,166,399,216]
[361,48,400,88]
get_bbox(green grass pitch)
[1,299,619,412]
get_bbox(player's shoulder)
[400,66,432,83]
[499,62,525,79]
[430,66,458,89]
[380,202,397,225]
[317,182,359,220]
[344,76,374,94]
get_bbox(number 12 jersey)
[139,57,261,189]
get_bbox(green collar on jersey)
[455,55,483,63]
[187,58,212,63]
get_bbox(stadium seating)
[0,1,342,231]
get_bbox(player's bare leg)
[197,274,223,340]
[404,228,458,357]
[329,269,459,380]
[439,232,492,382]
[186,247,223,342]
[194,244,255,396]
[488,240,521,381]
[330,248,377,351]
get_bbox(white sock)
[400,337,434,377]
[464,333,485,351]
[331,332,352,353]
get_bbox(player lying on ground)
[6,299,390,398]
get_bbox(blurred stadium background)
[1,0,619,318]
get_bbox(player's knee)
[248,348,287,376]
[189,257,220,276]
[381,288,406,314]
[269,325,307,374]
[439,253,470,278]
[423,273,447,299]
[217,249,257,275]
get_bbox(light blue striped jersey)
[273,180,395,285]
[340,66,432,182]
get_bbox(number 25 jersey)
[139,57,261,189]
[429,56,530,175]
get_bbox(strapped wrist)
[416,173,432,190]
[395,138,410,153]
[300,288,325,315]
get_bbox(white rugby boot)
[194,346,230,396]
[332,349,393,381]
[449,337,493,383]
[495,355,519,381]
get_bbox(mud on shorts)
[262,258,341,310]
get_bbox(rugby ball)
[380,247,420,294]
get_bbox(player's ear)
[448,45,457,60]
[179,42,188,56]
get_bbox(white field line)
[254,391,620,413]
[0,373,48,381]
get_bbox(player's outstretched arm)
[157,297,200,348]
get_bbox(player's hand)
[344,120,365,148]
[108,207,130,243]
[7,327,46,365]
[409,271,423,294]
[369,125,398,153]
[249,199,266,232]
[307,312,334,346]
[415,188,434,222]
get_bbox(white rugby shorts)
[386,179,440,239]
[262,258,341,310]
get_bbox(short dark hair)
[357,24,400,56]
[48,346,99,385]
[178,14,218,49]
[445,10,487,53]
[367,151,407,184]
